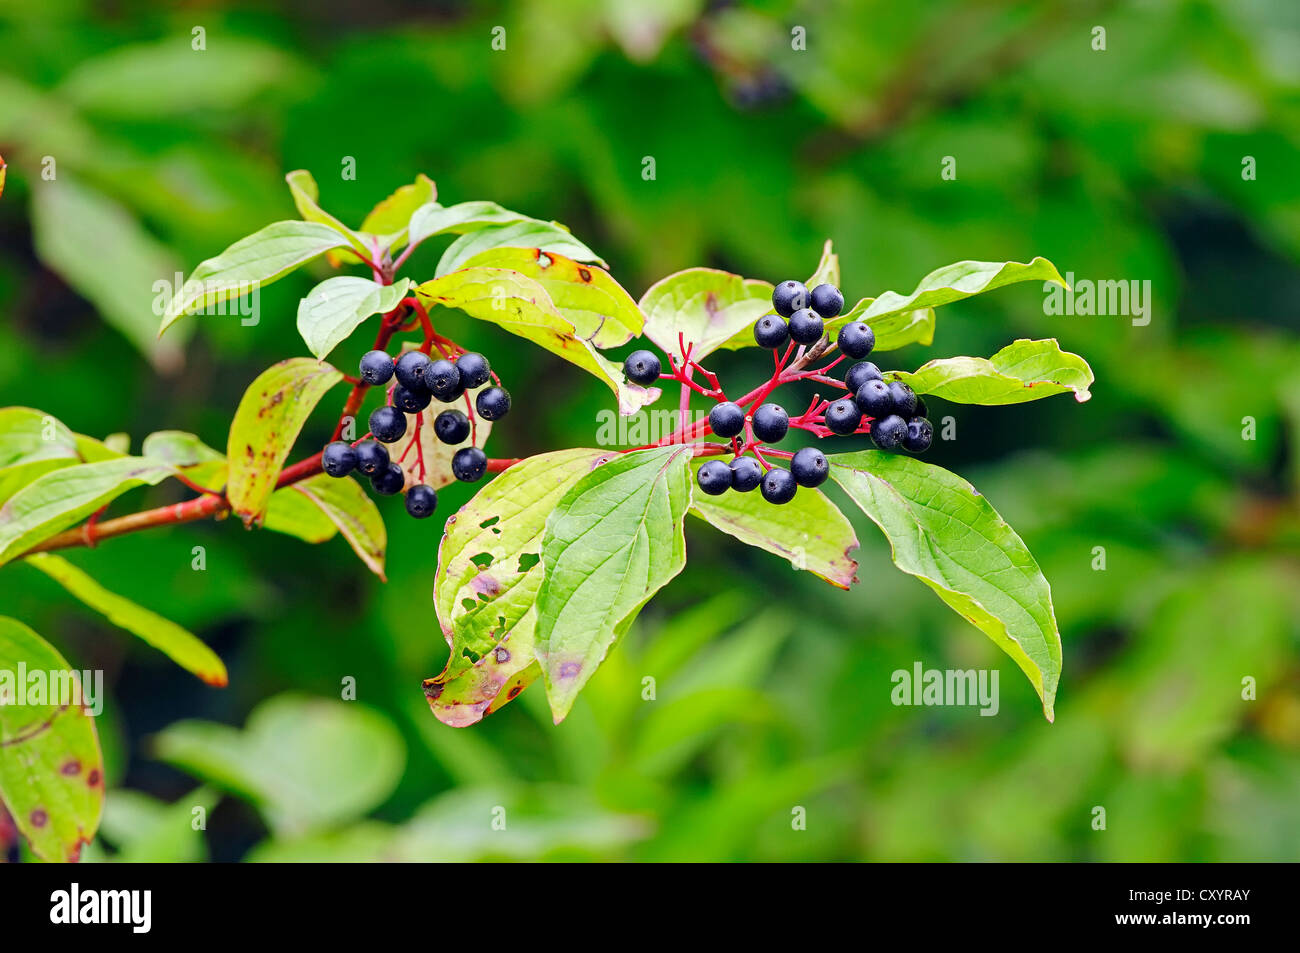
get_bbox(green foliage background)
[1,0,1298,861]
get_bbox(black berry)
[476,386,511,421]
[729,457,763,492]
[369,406,406,443]
[902,417,934,453]
[887,381,917,418]
[854,379,893,418]
[753,314,790,349]
[395,350,431,391]
[359,350,395,385]
[845,361,882,392]
[825,398,862,435]
[696,460,733,496]
[810,284,845,319]
[760,467,797,504]
[788,308,824,346]
[790,447,829,487]
[434,409,471,445]
[623,350,661,385]
[772,280,809,317]
[392,384,430,414]
[321,441,357,478]
[455,352,491,389]
[751,403,789,443]
[451,446,488,482]
[423,359,462,402]
[354,440,389,475]
[837,322,875,360]
[870,414,907,451]
[405,484,438,518]
[709,401,745,439]
[371,462,406,495]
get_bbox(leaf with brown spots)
[225,358,343,526]
[640,267,774,361]
[0,616,104,862]
[424,448,611,726]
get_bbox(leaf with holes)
[24,553,227,685]
[886,338,1094,404]
[296,276,411,360]
[460,247,643,349]
[415,269,658,415]
[828,451,1062,720]
[536,446,694,722]
[0,616,104,862]
[424,448,612,727]
[689,461,859,589]
[225,358,343,526]
[643,268,774,360]
[436,219,604,278]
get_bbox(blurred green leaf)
[97,787,217,863]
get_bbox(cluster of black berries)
[319,349,510,519]
[828,358,933,454]
[754,278,845,348]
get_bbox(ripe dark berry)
[903,417,934,453]
[887,381,917,418]
[392,384,430,414]
[870,414,907,451]
[455,352,490,389]
[788,308,824,346]
[772,280,809,317]
[810,284,845,319]
[760,467,797,504]
[359,350,395,385]
[753,314,790,349]
[751,403,789,443]
[854,379,893,418]
[395,350,431,391]
[476,386,511,421]
[914,396,929,420]
[696,460,733,496]
[825,398,862,435]
[423,359,462,401]
[451,446,488,482]
[433,409,471,445]
[790,447,829,488]
[321,441,358,477]
[623,350,661,386]
[371,462,406,495]
[837,322,875,360]
[729,457,763,492]
[709,401,745,439]
[354,440,389,475]
[845,361,882,392]
[369,405,407,443]
[405,484,438,518]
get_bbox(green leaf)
[0,407,80,504]
[31,177,188,370]
[23,553,227,686]
[284,170,370,255]
[287,473,387,578]
[425,448,613,727]
[806,239,840,289]
[140,430,224,467]
[263,484,340,544]
[405,200,533,249]
[848,257,1066,326]
[688,462,860,589]
[827,303,937,352]
[159,221,352,335]
[359,173,437,245]
[0,456,176,566]
[415,268,659,415]
[642,268,774,360]
[459,247,643,349]
[387,382,494,491]
[887,338,1094,404]
[536,446,694,722]
[153,694,404,837]
[436,220,604,278]
[0,616,104,862]
[225,359,343,526]
[828,451,1062,720]
[98,787,217,863]
[296,276,411,360]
